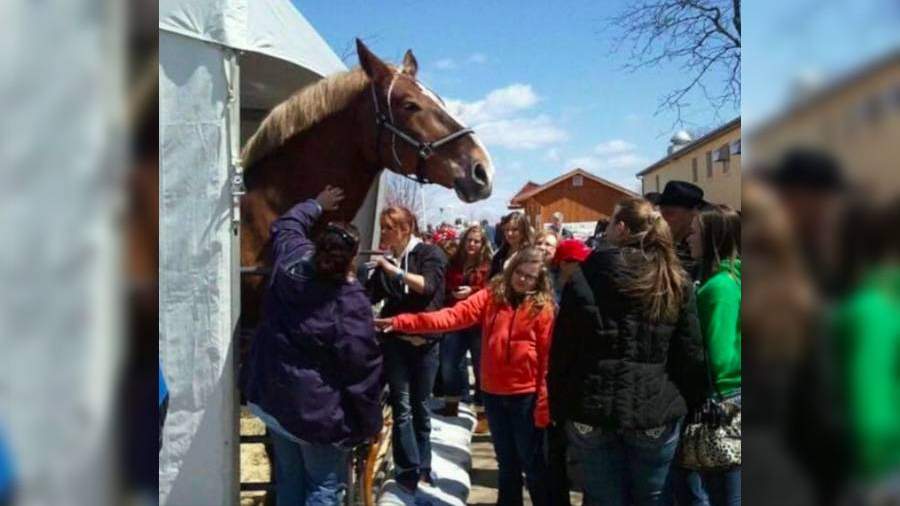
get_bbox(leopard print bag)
[677,396,741,470]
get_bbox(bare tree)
[383,174,425,224]
[609,0,740,126]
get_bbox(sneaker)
[436,401,459,417]
[474,413,489,434]
[419,470,437,487]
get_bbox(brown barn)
[509,168,638,231]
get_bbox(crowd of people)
[232,176,744,505]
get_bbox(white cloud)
[566,156,603,172]
[594,139,636,156]
[544,148,561,162]
[477,116,568,150]
[606,153,650,170]
[565,142,650,189]
[446,83,539,125]
[444,84,565,150]
[468,53,487,64]
[434,58,457,70]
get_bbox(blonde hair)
[489,247,555,316]
[380,206,420,237]
[241,68,371,169]
[612,197,687,323]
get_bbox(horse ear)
[401,50,418,77]
[356,38,390,82]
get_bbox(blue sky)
[293,0,740,222]
[743,0,900,129]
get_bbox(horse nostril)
[471,163,489,186]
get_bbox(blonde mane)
[241,68,371,169]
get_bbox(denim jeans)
[269,430,349,506]
[483,393,549,506]
[546,422,572,506]
[672,467,710,506]
[566,418,683,506]
[439,326,482,405]
[383,338,440,490]
[673,466,741,506]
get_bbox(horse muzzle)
[454,161,493,203]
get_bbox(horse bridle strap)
[371,76,474,184]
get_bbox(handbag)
[677,340,741,471]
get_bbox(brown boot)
[436,400,459,417]
[474,412,489,434]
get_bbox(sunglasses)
[324,223,359,250]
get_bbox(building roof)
[508,181,540,208]
[636,117,741,177]
[751,48,900,140]
[509,168,638,208]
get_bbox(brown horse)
[240,39,494,325]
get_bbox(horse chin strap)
[371,74,474,185]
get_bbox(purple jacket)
[241,200,384,445]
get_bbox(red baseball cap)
[553,239,591,264]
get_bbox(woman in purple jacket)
[241,186,384,506]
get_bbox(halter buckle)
[418,145,434,159]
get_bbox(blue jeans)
[269,430,349,506]
[672,467,709,505]
[673,467,741,506]
[383,338,440,490]
[439,326,482,405]
[566,418,682,506]
[483,393,549,506]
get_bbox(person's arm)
[333,310,384,443]
[380,288,490,334]
[408,246,446,296]
[270,200,321,262]
[696,276,741,394]
[533,307,555,428]
[271,186,344,263]
[668,287,707,411]
[548,267,590,424]
[372,246,446,296]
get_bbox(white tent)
[159,2,383,504]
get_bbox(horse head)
[356,39,493,203]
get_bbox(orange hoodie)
[391,288,555,428]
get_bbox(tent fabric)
[158,31,236,506]
[159,2,382,505]
[159,0,346,79]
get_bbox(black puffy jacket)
[548,243,706,430]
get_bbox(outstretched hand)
[374,318,394,333]
[316,185,345,211]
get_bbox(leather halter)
[371,74,474,185]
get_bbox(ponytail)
[613,197,687,323]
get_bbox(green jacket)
[832,266,900,480]
[696,259,742,397]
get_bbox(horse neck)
[246,94,381,218]
[241,93,381,266]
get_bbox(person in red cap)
[551,239,592,302]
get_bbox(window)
[573,175,584,187]
[656,175,660,191]
[730,139,741,156]
[692,157,698,182]
[716,144,731,173]
[706,151,713,178]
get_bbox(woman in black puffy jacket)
[549,196,706,506]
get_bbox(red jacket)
[444,263,490,307]
[391,288,555,427]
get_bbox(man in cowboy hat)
[657,181,707,279]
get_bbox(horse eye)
[402,101,421,112]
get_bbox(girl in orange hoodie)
[376,247,555,506]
